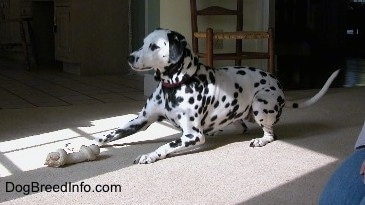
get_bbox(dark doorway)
[32,1,60,70]
[275,0,365,89]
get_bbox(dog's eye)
[149,43,160,51]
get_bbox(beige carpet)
[0,87,364,204]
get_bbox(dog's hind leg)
[249,91,284,147]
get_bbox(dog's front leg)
[134,131,205,164]
[96,97,161,144]
[97,116,153,144]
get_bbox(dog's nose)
[128,55,135,64]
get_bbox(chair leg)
[26,19,37,69]
[235,39,242,66]
[268,27,275,75]
[19,19,37,71]
[206,28,213,68]
[19,20,31,71]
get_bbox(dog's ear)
[167,31,187,64]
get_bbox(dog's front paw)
[134,152,162,164]
[249,138,269,147]
[95,134,114,145]
[249,134,276,147]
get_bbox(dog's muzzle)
[127,54,151,71]
[128,55,136,64]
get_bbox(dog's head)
[128,29,187,72]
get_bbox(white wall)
[159,0,271,69]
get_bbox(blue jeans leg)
[319,149,365,205]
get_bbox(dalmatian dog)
[97,28,339,164]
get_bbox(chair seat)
[194,31,270,40]
[197,52,270,60]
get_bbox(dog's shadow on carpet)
[130,120,336,159]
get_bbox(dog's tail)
[284,69,340,109]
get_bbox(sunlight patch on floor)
[0,114,180,177]
[0,129,80,153]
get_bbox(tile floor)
[0,61,146,110]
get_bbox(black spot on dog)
[254,82,260,87]
[171,96,184,108]
[184,137,200,147]
[238,87,243,93]
[192,126,200,133]
[274,105,279,111]
[204,87,209,94]
[190,116,195,121]
[149,43,160,51]
[185,86,194,94]
[203,127,214,134]
[293,103,299,108]
[206,96,211,105]
[237,70,246,75]
[209,72,215,84]
[188,97,195,104]
[169,139,182,148]
[214,101,219,108]
[198,74,207,82]
[222,95,226,102]
[197,94,202,101]
[201,112,208,126]
[185,134,194,139]
[202,96,206,108]
[260,79,266,85]
[235,112,244,119]
[249,67,256,71]
[154,69,161,81]
[194,57,199,65]
[187,62,192,68]
[211,115,217,121]
[258,98,268,104]
[259,71,268,77]
[219,119,228,125]
[253,111,259,116]
[277,96,285,106]
[234,92,238,98]
[157,116,165,122]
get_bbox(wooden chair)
[190,0,275,74]
[0,18,36,71]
